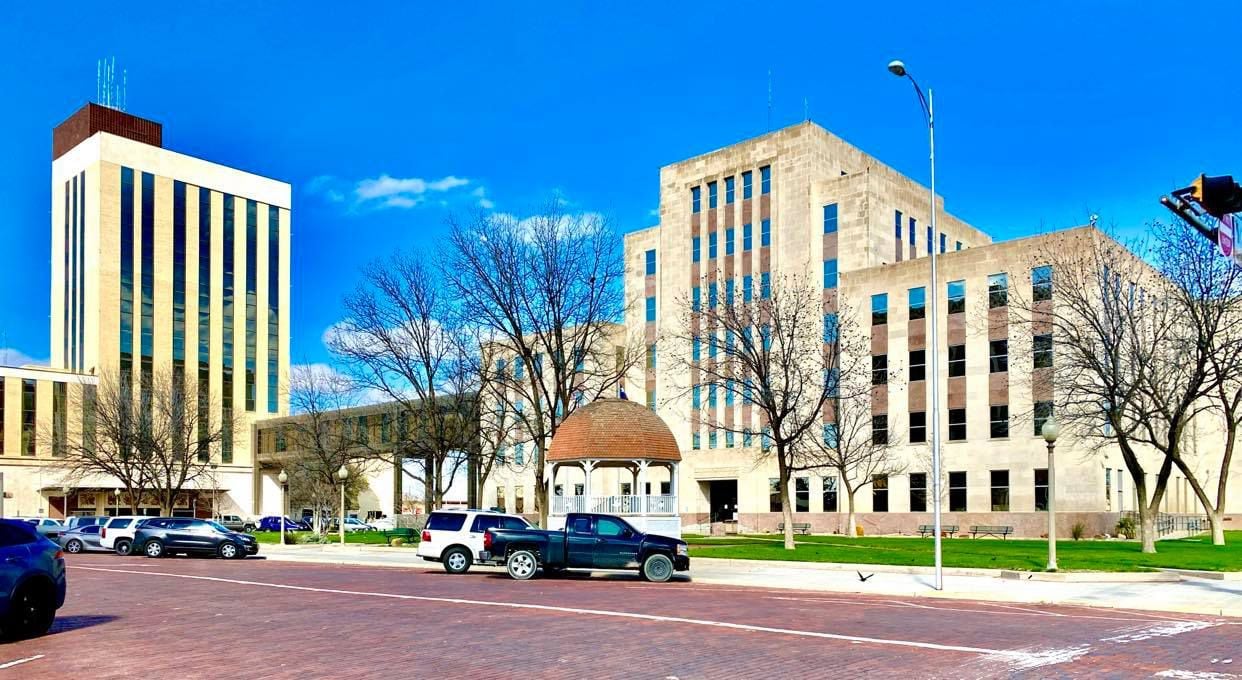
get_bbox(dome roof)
[547,398,681,463]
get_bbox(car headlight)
[676,544,688,556]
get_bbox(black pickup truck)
[481,512,689,582]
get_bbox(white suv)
[100,516,150,556]
[416,510,531,574]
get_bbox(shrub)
[1115,515,1137,538]
[1071,522,1087,541]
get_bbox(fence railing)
[1123,511,1210,538]
[551,494,677,516]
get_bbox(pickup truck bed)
[482,513,689,582]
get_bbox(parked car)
[330,517,374,533]
[256,516,309,532]
[13,518,64,540]
[133,518,259,559]
[0,519,66,640]
[416,509,531,574]
[216,515,256,533]
[100,515,152,556]
[369,517,396,532]
[482,513,689,582]
[65,516,108,530]
[58,524,109,553]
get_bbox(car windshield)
[207,521,230,533]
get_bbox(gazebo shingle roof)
[547,398,681,463]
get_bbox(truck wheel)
[642,554,674,583]
[114,539,133,556]
[443,546,472,574]
[506,550,538,581]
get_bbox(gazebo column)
[546,462,556,515]
[670,462,679,514]
[636,460,649,516]
[583,459,596,513]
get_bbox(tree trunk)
[778,452,794,550]
[1139,510,1156,554]
[845,489,857,539]
[1209,510,1225,546]
[536,443,548,528]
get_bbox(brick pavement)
[0,553,1237,679]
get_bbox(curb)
[999,570,1180,583]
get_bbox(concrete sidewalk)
[257,544,1242,618]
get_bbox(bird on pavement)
[856,571,874,582]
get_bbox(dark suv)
[133,518,259,559]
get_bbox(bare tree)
[665,272,862,549]
[51,371,150,514]
[1009,228,1175,552]
[442,203,636,525]
[329,254,476,510]
[281,365,372,533]
[142,370,233,516]
[1151,219,1242,545]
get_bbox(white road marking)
[766,595,1190,624]
[0,654,45,670]
[72,565,1082,670]
[1099,620,1219,643]
[1155,670,1239,679]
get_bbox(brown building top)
[548,398,681,463]
[53,103,162,160]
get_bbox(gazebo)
[545,398,682,538]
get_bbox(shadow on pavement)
[48,614,120,635]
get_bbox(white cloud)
[472,186,495,210]
[0,347,45,367]
[308,173,480,212]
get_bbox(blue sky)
[1,2,1239,369]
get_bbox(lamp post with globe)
[337,466,349,546]
[1042,417,1061,571]
[277,470,288,546]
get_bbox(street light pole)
[889,59,943,591]
[337,465,349,546]
[278,470,288,547]
[1042,417,1060,571]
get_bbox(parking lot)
[2,553,1238,678]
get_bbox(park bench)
[969,525,1013,539]
[918,524,958,537]
[777,522,812,535]
[382,528,417,545]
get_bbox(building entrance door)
[709,480,738,523]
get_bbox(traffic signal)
[1185,174,1242,218]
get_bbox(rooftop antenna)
[804,96,809,122]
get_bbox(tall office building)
[23,103,292,515]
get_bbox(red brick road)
[2,554,1238,678]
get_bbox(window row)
[771,468,1048,514]
[691,166,771,213]
[691,221,771,262]
[868,267,1054,326]
[893,210,963,257]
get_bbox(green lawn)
[252,530,419,547]
[686,531,1242,572]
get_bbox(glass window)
[926,225,933,255]
[872,414,888,445]
[824,259,839,289]
[426,512,467,531]
[1034,401,1053,437]
[990,405,1009,438]
[871,293,887,325]
[988,273,1008,308]
[743,223,753,250]
[956,241,962,251]
[948,344,965,377]
[692,236,701,263]
[939,233,947,254]
[692,286,701,312]
[795,478,810,512]
[761,219,771,247]
[708,231,718,259]
[909,216,917,249]
[769,478,782,512]
[947,280,966,314]
[909,472,928,512]
[990,470,1010,511]
[1033,334,1053,368]
[725,228,735,256]
[708,181,718,209]
[743,275,753,302]
[596,517,630,537]
[644,249,656,276]
[908,286,926,320]
[691,186,701,213]
[568,516,592,534]
[895,210,903,243]
[760,165,771,194]
[725,429,734,447]
[823,313,839,344]
[471,515,502,533]
[692,431,701,449]
[742,171,753,199]
[21,379,35,456]
[725,176,735,204]
[645,297,656,322]
[1035,468,1049,511]
[872,355,888,385]
[708,283,718,310]
[989,339,1008,373]
[910,349,926,382]
[949,408,966,441]
[823,477,838,512]
[910,411,926,443]
[823,422,838,447]
[872,475,889,512]
[646,343,657,370]
[1032,265,1053,301]
[761,272,771,299]
[949,471,968,512]
[823,203,838,234]
[691,336,701,362]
